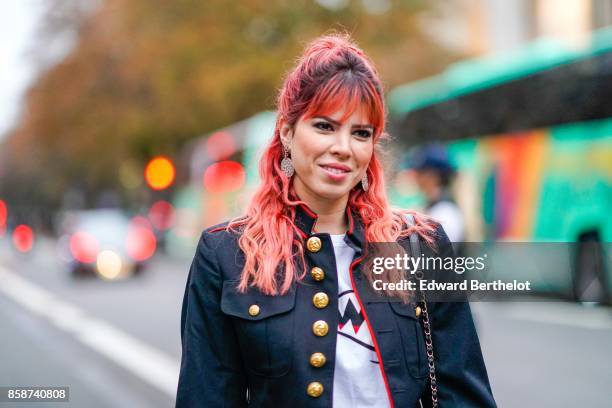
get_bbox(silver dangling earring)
[280,144,294,177]
[361,173,369,191]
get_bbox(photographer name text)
[372,279,532,292]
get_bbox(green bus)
[387,27,612,303]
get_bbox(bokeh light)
[203,161,246,193]
[148,200,176,231]
[126,217,157,261]
[0,200,6,236]
[69,231,100,263]
[96,250,123,280]
[145,156,175,190]
[13,224,35,253]
[206,131,236,161]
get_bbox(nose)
[329,129,351,158]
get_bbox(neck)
[293,184,348,234]
[313,207,347,234]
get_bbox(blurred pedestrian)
[408,144,465,244]
[176,33,495,408]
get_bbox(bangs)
[302,72,384,135]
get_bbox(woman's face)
[281,107,374,206]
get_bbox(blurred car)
[58,209,157,280]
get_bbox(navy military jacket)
[176,204,496,407]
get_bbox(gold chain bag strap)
[405,214,438,407]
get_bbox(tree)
[0,0,457,218]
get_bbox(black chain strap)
[418,282,438,407]
[406,215,438,408]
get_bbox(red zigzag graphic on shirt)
[338,297,365,333]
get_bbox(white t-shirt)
[330,233,390,408]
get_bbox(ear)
[279,122,294,149]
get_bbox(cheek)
[293,135,326,168]
[355,143,374,169]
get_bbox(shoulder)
[395,209,453,257]
[198,219,244,251]
[205,220,232,234]
[429,221,454,257]
[393,208,434,229]
[191,218,247,280]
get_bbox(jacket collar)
[294,202,366,254]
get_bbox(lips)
[319,164,351,174]
[319,163,351,182]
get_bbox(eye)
[354,129,372,139]
[313,121,334,132]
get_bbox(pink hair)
[227,33,437,297]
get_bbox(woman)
[176,34,496,407]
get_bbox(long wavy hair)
[227,33,437,298]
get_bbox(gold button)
[306,381,324,397]
[309,352,326,368]
[312,292,329,309]
[248,304,260,317]
[415,306,422,317]
[312,320,329,337]
[311,267,325,281]
[306,237,322,253]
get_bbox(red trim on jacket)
[208,225,227,233]
[295,228,308,239]
[298,203,317,218]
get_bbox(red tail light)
[0,200,7,236]
[69,231,99,263]
[126,217,156,261]
[13,224,35,253]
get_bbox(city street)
[1,2,610,407]
[1,238,611,407]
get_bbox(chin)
[311,185,352,201]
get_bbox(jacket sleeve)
[422,224,497,408]
[175,231,248,407]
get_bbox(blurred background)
[0,0,611,407]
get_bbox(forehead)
[314,107,371,125]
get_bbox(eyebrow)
[314,116,374,130]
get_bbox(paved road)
[472,300,612,407]
[1,238,611,407]
[0,238,188,408]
